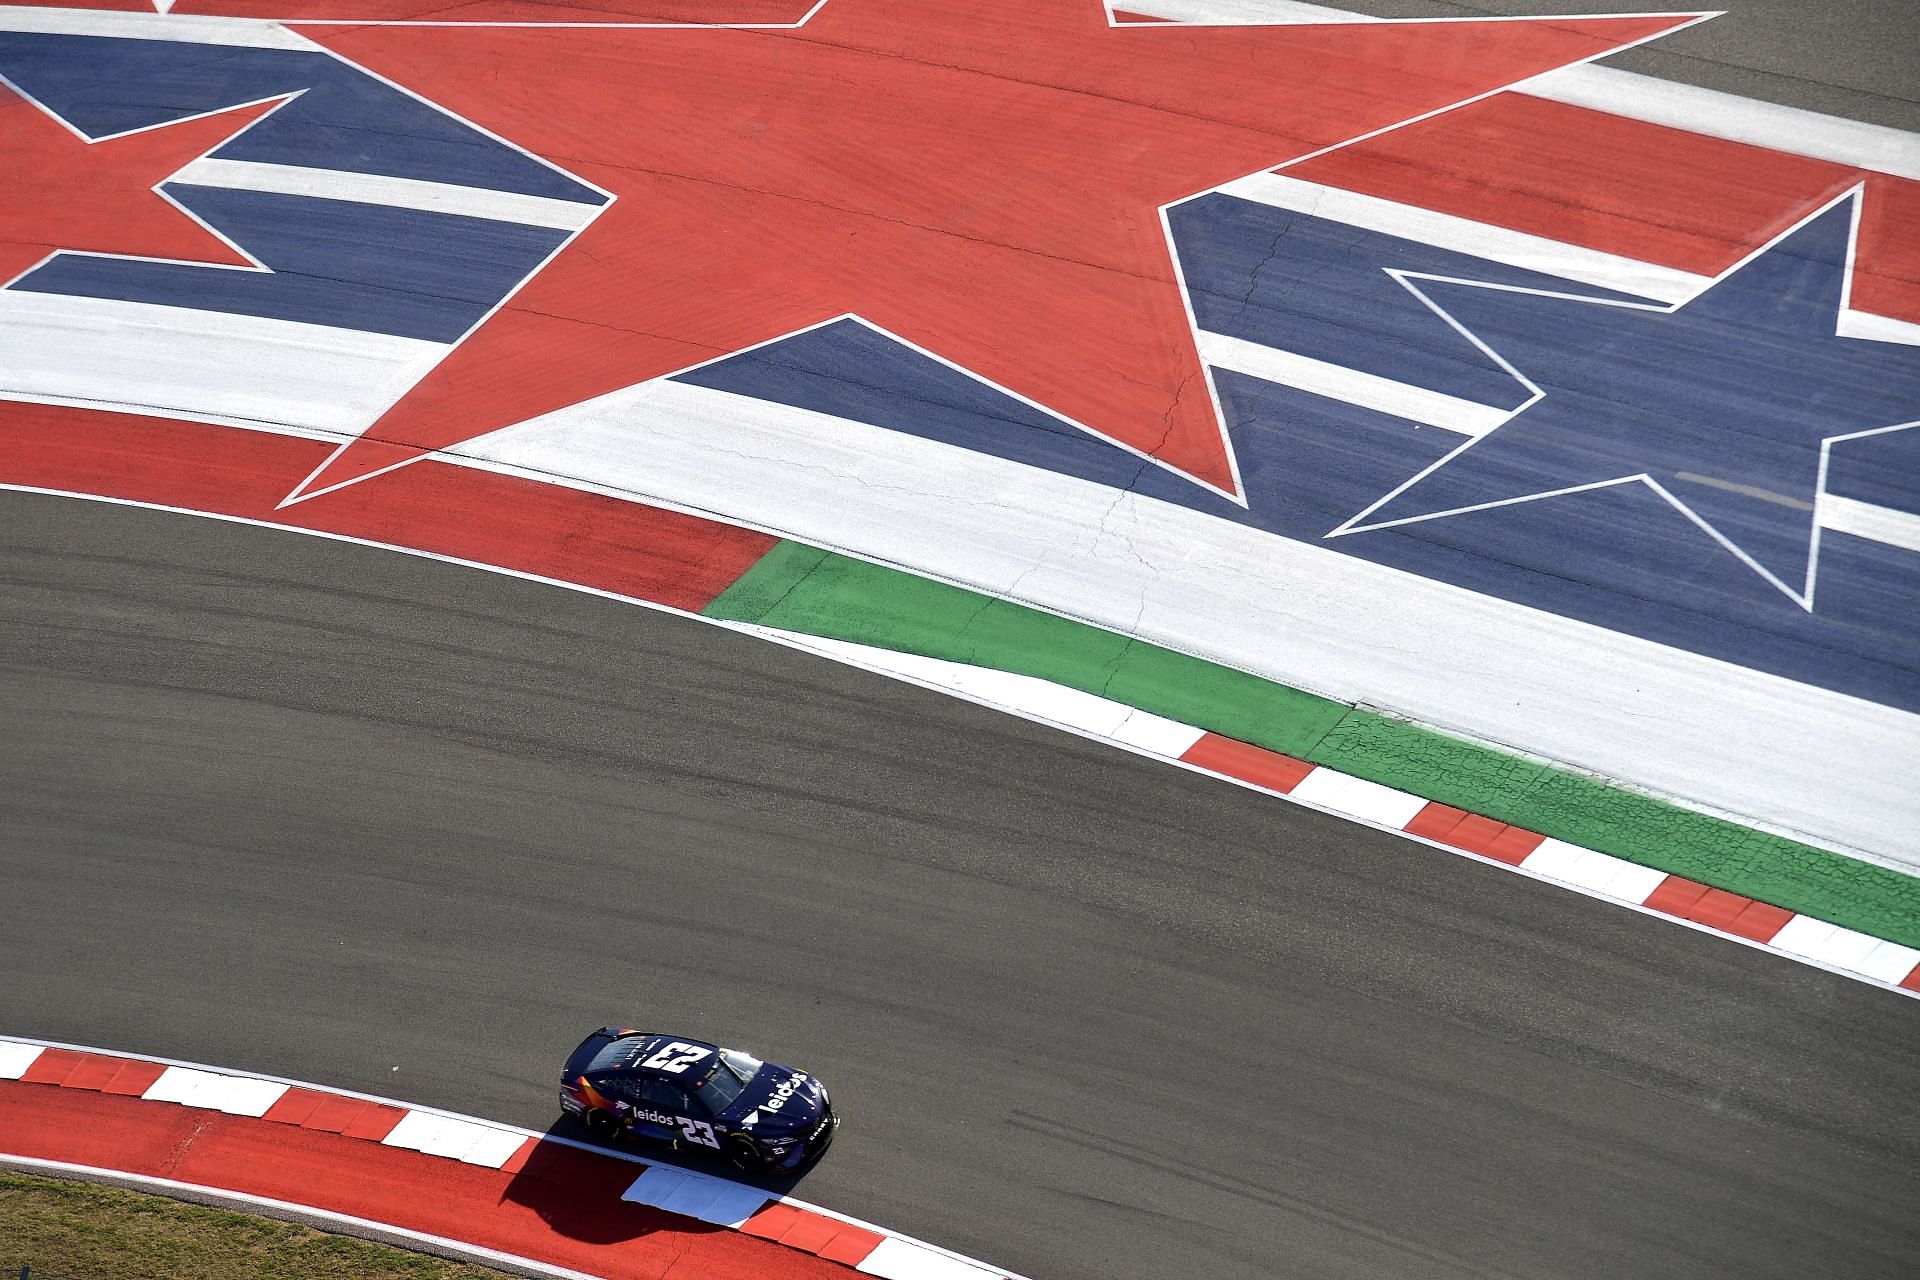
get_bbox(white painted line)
[1116,0,1374,23]
[1822,495,1920,555]
[858,1234,1007,1280]
[382,1110,523,1163]
[652,1174,725,1220]
[1215,171,1705,305]
[692,1182,771,1229]
[0,292,445,440]
[143,1066,287,1116]
[1521,840,1618,890]
[1197,329,1511,436]
[1856,939,1920,985]
[1598,859,1670,906]
[0,1043,43,1080]
[620,1165,687,1206]
[748,628,1204,756]
[0,7,319,49]
[170,159,603,231]
[1108,708,1208,758]
[1516,62,1920,182]
[1770,918,1884,971]
[141,1067,224,1107]
[1769,914,1840,958]
[462,1128,535,1170]
[1290,767,1427,828]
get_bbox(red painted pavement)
[285,2,1699,499]
[1291,92,1920,323]
[1179,731,1314,793]
[0,404,775,614]
[0,87,276,288]
[0,1081,853,1280]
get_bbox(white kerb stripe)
[689,1182,771,1228]
[857,1234,1007,1280]
[1198,329,1510,437]
[621,1166,686,1206]
[0,1043,44,1080]
[1768,917,1884,971]
[142,1066,287,1116]
[1858,940,1920,985]
[1108,708,1207,758]
[170,159,604,232]
[658,1176,735,1222]
[1289,768,1427,829]
[463,1127,534,1169]
[381,1110,523,1163]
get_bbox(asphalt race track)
[5,495,1917,1280]
[3,5,1918,1280]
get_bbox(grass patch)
[0,1171,511,1280]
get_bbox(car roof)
[588,1031,725,1076]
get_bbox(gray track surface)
[2,494,1916,1280]
[6,6,1920,1277]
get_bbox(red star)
[292,0,1701,502]
[0,85,281,289]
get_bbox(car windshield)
[692,1049,763,1112]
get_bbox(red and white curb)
[0,1037,1024,1280]
[748,629,1920,1001]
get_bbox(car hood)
[718,1063,826,1136]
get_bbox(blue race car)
[560,1027,837,1173]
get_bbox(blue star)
[1332,188,1920,609]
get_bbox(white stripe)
[1857,940,1920,985]
[0,292,445,438]
[381,1110,518,1162]
[1517,63,1920,183]
[858,1235,1006,1280]
[0,1043,43,1080]
[1124,1,1920,180]
[142,1066,288,1116]
[169,158,603,231]
[1517,841,1664,905]
[1198,329,1510,436]
[1768,916,1882,970]
[0,7,316,50]
[467,376,1920,867]
[1214,171,1707,304]
[1113,0,1374,23]
[1289,768,1427,829]
[745,628,1207,758]
[1821,494,1920,555]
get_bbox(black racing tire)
[583,1108,622,1143]
[725,1131,773,1173]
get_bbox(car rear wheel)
[584,1108,622,1143]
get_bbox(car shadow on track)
[500,1115,821,1245]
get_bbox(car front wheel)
[725,1131,775,1173]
